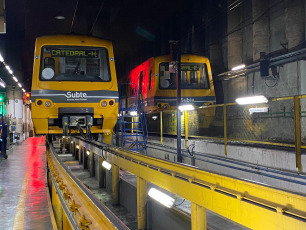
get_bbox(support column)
[98,157,106,188]
[294,96,302,172]
[89,150,95,177]
[191,202,206,230]
[83,148,88,170]
[112,164,120,205]
[228,0,242,69]
[160,111,163,144]
[78,146,83,164]
[137,177,147,230]
[252,0,270,61]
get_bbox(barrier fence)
[145,95,306,171]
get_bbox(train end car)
[31,35,118,143]
[128,54,216,112]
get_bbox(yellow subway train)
[128,54,216,112]
[31,35,118,143]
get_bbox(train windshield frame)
[159,62,210,90]
[39,46,111,82]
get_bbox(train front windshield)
[40,46,110,82]
[159,63,210,89]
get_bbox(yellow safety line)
[13,172,29,230]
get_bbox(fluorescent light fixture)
[231,64,245,71]
[55,15,65,20]
[18,83,22,88]
[249,107,269,114]
[22,88,25,93]
[148,188,175,208]
[0,82,5,88]
[86,150,90,156]
[102,161,112,170]
[152,116,158,120]
[71,141,73,144]
[76,145,79,149]
[8,69,13,74]
[0,54,4,62]
[235,95,268,105]
[179,104,195,111]
[130,111,137,116]
[5,65,11,71]
[12,76,18,82]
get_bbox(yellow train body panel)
[31,35,119,136]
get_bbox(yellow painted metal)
[184,111,188,147]
[191,202,206,230]
[223,105,227,156]
[137,177,147,230]
[294,96,302,172]
[107,146,306,230]
[132,117,134,134]
[51,182,63,230]
[160,111,163,144]
[112,164,120,205]
[63,211,73,230]
[47,149,121,230]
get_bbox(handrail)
[74,137,306,230]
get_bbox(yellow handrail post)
[184,111,189,147]
[137,177,147,230]
[160,111,163,144]
[224,104,227,156]
[131,117,134,134]
[294,96,302,172]
[191,202,206,230]
[112,164,120,205]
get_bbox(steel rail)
[47,143,129,230]
[74,136,306,230]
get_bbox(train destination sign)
[51,49,99,58]
[181,65,199,71]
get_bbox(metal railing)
[146,95,306,171]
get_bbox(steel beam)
[112,164,120,205]
[191,202,206,230]
[137,177,147,230]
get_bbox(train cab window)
[159,62,209,89]
[40,46,111,82]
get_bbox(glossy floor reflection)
[0,136,53,230]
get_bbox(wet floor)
[0,137,53,230]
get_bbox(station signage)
[51,49,99,58]
[181,65,199,71]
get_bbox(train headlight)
[45,101,51,107]
[101,101,107,107]
[109,100,114,106]
[163,104,168,109]
[37,100,42,105]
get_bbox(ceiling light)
[102,161,112,170]
[76,145,79,149]
[236,95,268,105]
[179,104,195,111]
[22,88,25,93]
[0,82,5,88]
[0,54,4,62]
[12,76,18,82]
[86,150,90,156]
[148,188,175,208]
[5,65,11,71]
[18,83,22,88]
[231,64,245,71]
[55,15,65,20]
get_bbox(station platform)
[0,137,55,230]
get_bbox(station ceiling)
[1,0,220,91]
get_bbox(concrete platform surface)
[0,137,54,230]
